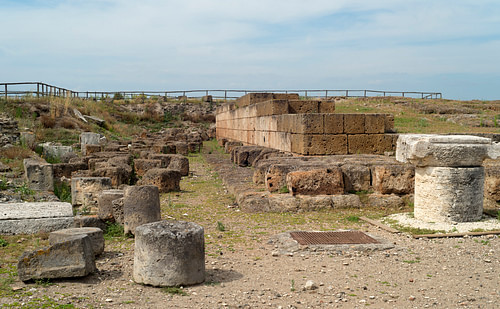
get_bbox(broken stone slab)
[97,189,124,221]
[49,227,104,256]
[138,168,181,193]
[123,185,161,235]
[396,134,494,167]
[18,234,97,282]
[83,115,105,127]
[0,202,74,235]
[286,168,344,195]
[415,166,484,222]
[24,158,54,191]
[71,177,112,213]
[133,220,205,287]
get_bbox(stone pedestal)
[396,134,499,223]
[133,220,205,287]
[123,185,161,235]
[415,167,484,222]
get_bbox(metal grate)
[290,231,380,245]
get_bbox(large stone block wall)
[216,93,396,155]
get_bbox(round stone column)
[133,220,205,287]
[415,166,484,222]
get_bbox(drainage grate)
[290,231,380,245]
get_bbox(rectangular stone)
[365,114,386,134]
[343,114,365,134]
[255,100,289,117]
[324,114,344,134]
[288,100,319,114]
[0,202,73,220]
[348,134,394,154]
[318,100,336,113]
[24,158,54,191]
[293,114,324,134]
[0,218,74,235]
[291,134,348,155]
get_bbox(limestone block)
[348,134,394,155]
[367,194,405,209]
[71,177,112,212]
[372,164,415,195]
[85,144,102,155]
[286,168,344,195]
[341,164,371,192]
[91,166,130,187]
[24,158,54,191]
[73,215,107,231]
[153,144,176,154]
[97,189,124,221]
[288,100,319,114]
[225,141,243,154]
[133,220,205,286]
[384,114,395,133]
[343,114,365,134]
[81,132,106,156]
[138,168,181,193]
[414,166,484,222]
[318,100,336,113]
[308,135,348,155]
[485,165,500,202]
[165,154,189,176]
[174,142,189,155]
[364,114,386,134]
[331,194,363,209]
[52,162,88,179]
[324,114,344,134]
[0,217,74,235]
[40,143,74,162]
[296,195,333,211]
[268,194,301,212]
[396,134,492,167]
[255,100,289,117]
[18,234,96,281]
[134,159,162,177]
[294,114,324,134]
[233,146,265,167]
[0,202,73,220]
[49,227,104,256]
[112,198,124,224]
[237,192,271,213]
[123,185,161,235]
[20,132,36,150]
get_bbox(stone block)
[123,185,161,235]
[384,114,395,133]
[97,189,124,221]
[303,134,348,155]
[18,234,96,282]
[364,114,386,134]
[294,114,324,134]
[234,146,265,167]
[0,202,74,235]
[134,159,162,178]
[396,134,492,167]
[165,155,189,176]
[153,144,176,154]
[324,114,344,134]
[71,177,112,213]
[341,164,371,192]
[85,144,102,155]
[24,158,54,191]
[41,143,74,162]
[286,168,344,195]
[133,220,205,287]
[288,100,319,114]
[73,215,107,231]
[49,227,104,256]
[296,195,333,211]
[225,141,243,154]
[20,132,36,150]
[343,114,365,134]
[414,166,484,222]
[81,132,105,156]
[91,166,130,187]
[255,100,289,117]
[485,165,500,202]
[372,164,414,195]
[138,168,181,193]
[112,198,124,224]
[366,194,405,209]
[318,100,336,113]
[331,194,363,209]
[235,93,274,107]
[52,162,88,179]
[348,134,394,155]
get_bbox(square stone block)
[365,114,386,134]
[348,134,394,155]
[343,114,365,134]
[324,114,344,134]
[288,100,319,114]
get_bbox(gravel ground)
[1,152,499,308]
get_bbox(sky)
[1,0,499,100]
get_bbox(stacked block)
[216,93,396,155]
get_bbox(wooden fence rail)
[0,82,443,101]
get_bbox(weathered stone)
[0,202,74,235]
[396,134,492,167]
[414,166,484,222]
[485,165,500,202]
[165,154,189,176]
[366,194,405,209]
[20,132,36,150]
[111,198,124,224]
[331,195,363,209]
[97,189,124,221]
[85,144,102,155]
[18,234,96,281]
[73,215,107,231]
[24,158,54,191]
[49,227,104,256]
[40,142,74,162]
[123,185,161,235]
[287,168,344,196]
[134,159,162,177]
[138,168,181,193]
[173,142,189,155]
[233,146,265,167]
[372,164,414,195]
[341,164,371,193]
[296,195,333,211]
[133,220,205,287]
[91,166,130,187]
[237,192,271,213]
[71,177,112,213]
[225,141,243,154]
[80,132,106,156]
[52,162,88,179]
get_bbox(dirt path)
[1,149,499,308]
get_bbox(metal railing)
[0,82,442,101]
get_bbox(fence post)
[37,83,40,98]
[224,91,227,103]
[305,91,308,99]
[402,92,405,98]
[325,90,328,99]
[364,90,367,97]
[346,90,349,97]
[4,84,7,99]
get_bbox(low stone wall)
[216,93,396,155]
